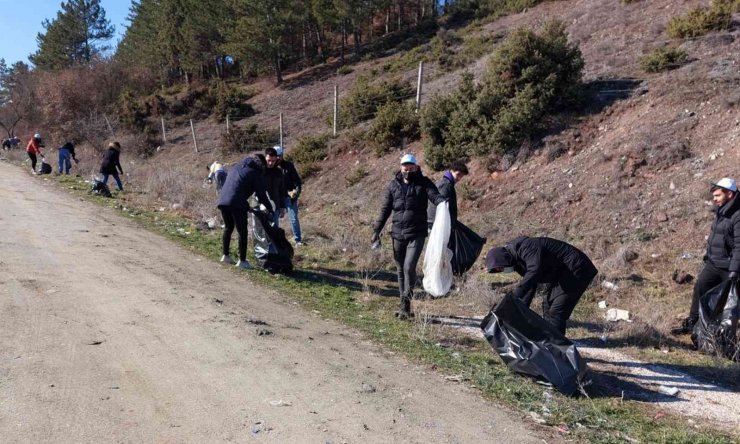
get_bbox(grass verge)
[44,171,738,443]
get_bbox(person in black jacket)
[276,146,303,245]
[373,154,446,319]
[427,160,469,229]
[673,178,740,335]
[485,236,598,335]
[217,154,274,269]
[264,147,286,227]
[100,141,124,191]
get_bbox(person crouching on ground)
[673,178,740,335]
[26,133,45,174]
[100,141,124,191]
[275,146,303,246]
[372,154,446,320]
[264,146,286,227]
[58,141,79,175]
[206,160,227,193]
[485,236,598,335]
[217,154,274,270]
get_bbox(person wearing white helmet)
[275,145,303,245]
[26,133,45,174]
[673,177,740,335]
[372,153,446,319]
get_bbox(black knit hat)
[485,247,513,272]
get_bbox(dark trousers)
[220,206,250,261]
[689,261,729,321]
[393,235,425,302]
[28,152,37,171]
[539,268,596,335]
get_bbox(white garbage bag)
[423,201,453,297]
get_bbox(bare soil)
[0,161,549,443]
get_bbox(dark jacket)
[59,142,76,159]
[100,148,122,175]
[264,165,286,209]
[217,156,273,211]
[374,170,445,241]
[506,236,598,305]
[427,172,458,227]
[281,159,302,195]
[705,196,740,272]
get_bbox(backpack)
[91,180,112,198]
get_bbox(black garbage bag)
[250,210,294,274]
[38,161,52,175]
[91,180,112,197]
[450,221,486,275]
[691,280,739,360]
[480,292,586,396]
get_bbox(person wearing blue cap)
[275,146,303,245]
[372,153,446,319]
[674,177,740,335]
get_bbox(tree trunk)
[340,22,346,62]
[398,2,403,31]
[353,27,361,59]
[385,8,390,34]
[274,51,283,85]
[315,26,324,60]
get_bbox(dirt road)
[0,162,544,443]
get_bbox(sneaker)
[235,260,253,270]
[294,241,303,247]
[220,255,235,264]
[671,317,696,335]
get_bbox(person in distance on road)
[373,154,446,320]
[26,133,45,174]
[99,141,124,191]
[206,160,227,193]
[485,236,598,335]
[217,154,274,270]
[673,178,740,335]
[275,146,303,246]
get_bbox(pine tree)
[31,0,115,70]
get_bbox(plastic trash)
[250,210,294,274]
[449,221,486,275]
[691,280,739,359]
[423,202,453,297]
[480,293,587,396]
[38,160,52,175]
[606,308,630,322]
[602,281,619,291]
[597,300,608,309]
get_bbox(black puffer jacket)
[264,165,286,209]
[217,156,272,211]
[374,170,445,241]
[281,159,302,195]
[427,173,458,227]
[705,196,740,272]
[99,148,122,175]
[506,236,598,305]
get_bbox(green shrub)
[421,21,584,170]
[666,5,731,38]
[345,166,369,186]
[336,76,414,128]
[286,134,329,178]
[639,47,688,72]
[337,65,354,75]
[118,90,150,130]
[221,124,279,154]
[208,81,255,122]
[368,102,420,156]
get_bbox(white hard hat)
[34,133,41,139]
[711,178,738,193]
[400,154,417,165]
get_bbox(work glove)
[371,232,381,250]
[288,189,298,199]
[730,272,739,283]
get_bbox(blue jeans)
[102,172,123,191]
[271,207,281,227]
[58,149,71,174]
[284,198,302,242]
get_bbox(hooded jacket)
[217,156,273,211]
[505,236,598,305]
[100,147,123,175]
[705,195,740,272]
[427,171,458,227]
[374,170,445,241]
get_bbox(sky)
[0,0,132,66]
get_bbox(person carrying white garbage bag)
[423,202,453,297]
[372,154,446,320]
